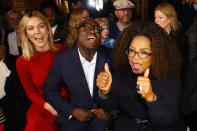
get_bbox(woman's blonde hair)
[65,8,88,46]
[19,11,57,60]
[155,3,181,34]
[95,18,109,27]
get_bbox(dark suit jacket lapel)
[71,46,92,100]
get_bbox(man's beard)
[121,20,130,25]
[81,44,100,56]
[121,17,131,25]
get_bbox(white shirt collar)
[52,24,58,34]
[78,48,97,64]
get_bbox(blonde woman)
[7,10,23,31]
[154,3,188,69]
[154,3,181,35]
[7,10,23,56]
[65,8,89,46]
[95,18,116,48]
[16,11,68,131]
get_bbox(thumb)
[144,68,150,78]
[104,63,111,75]
[90,109,95,112]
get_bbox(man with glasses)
[109,0,135,39]
[44,19,111,131]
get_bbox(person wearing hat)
[109,0,135,40]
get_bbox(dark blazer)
[109,22,121,40]
[181,57,197,115]
[181,57,197,131]
[44,45,111,122]
[101,72,186,131]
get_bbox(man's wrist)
[98,89,110,100]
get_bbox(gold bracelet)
[98,89,110,100]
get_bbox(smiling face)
[26,17,50,51]
[77,19,101,51]
[129,35,152,74]
[154,10,171,31]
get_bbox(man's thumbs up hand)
[104,63,111,75]
[96,63,112,94]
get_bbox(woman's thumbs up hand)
[137,68,156,102]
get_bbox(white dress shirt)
[52,24,58,34]
[0,60,11,99]
[78,49,97,97]
[7,31,19,55]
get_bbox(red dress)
[16,44,68,131]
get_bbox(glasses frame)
[125,49,152,59]
[79,23,102,33]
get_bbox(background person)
[7,10,23,56]
[65,8,89,46]
[6,10,23,56]
[40,0,67,45]
[95,18,116,48]
[6,10,23,33]
[0,44,30,131]
[154,3,181,35]
[109,0,135,39]
[154,2,188,82]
